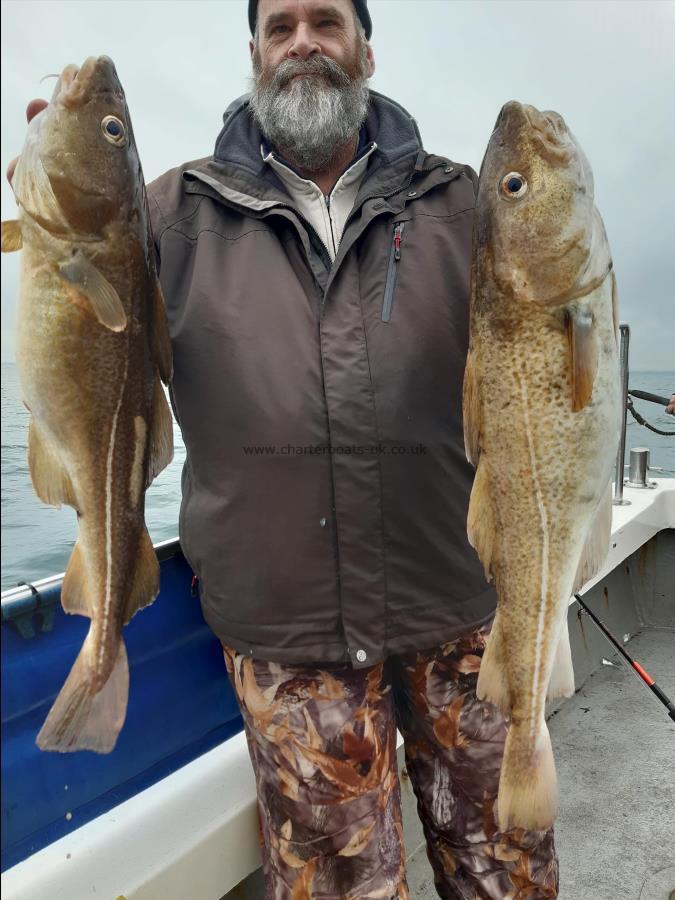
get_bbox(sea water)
[1,362,673,591]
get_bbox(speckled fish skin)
[463,101,621,830]
[1,57,173,753]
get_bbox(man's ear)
[249,39,255,59]
[366,44,375,78]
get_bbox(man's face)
[251,0,375,80]
[248,0,375,173]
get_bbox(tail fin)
[497,720,558,832]
[36,636,129,754]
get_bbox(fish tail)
[497,719,558,832]
[476,612,511,716]
[36,636,129,754]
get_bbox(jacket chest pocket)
[381,221,406,323]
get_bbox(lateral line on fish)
[516,363,549,736]
[99,357,129,672]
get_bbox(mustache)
[264,55,352,91]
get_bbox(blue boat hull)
[1,542,243,872]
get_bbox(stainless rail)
[613,324,631,506]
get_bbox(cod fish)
[1,56,173,753]
[463,101,621,830]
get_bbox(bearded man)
[9,1,558,896]
[150,1,561,896]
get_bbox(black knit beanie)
[248,1,372,40]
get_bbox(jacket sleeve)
[146,182,166,276]
[464,164,479,199]
[145,178,182,424]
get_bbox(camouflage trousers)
[223,626,558,899]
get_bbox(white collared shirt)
[262,142,377,261]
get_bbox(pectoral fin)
[566,305,598,412]
[1,219,23,252]
[59,251,127,332]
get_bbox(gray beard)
[249,54,370,173]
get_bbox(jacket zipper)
[325,194,337,258]
[382,222,405,322]
[341,159,456,235]
[325,159,458,298]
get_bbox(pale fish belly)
[476,275,620,830]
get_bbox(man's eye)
[317,19,338,27]
[271,24,289,34]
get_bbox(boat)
[1,326,673,899]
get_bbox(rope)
[626,396,675,437]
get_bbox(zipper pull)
[394,223,402,261]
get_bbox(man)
[10,2,558,896]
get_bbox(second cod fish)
[463,101,621,829]
[1,56,173,753]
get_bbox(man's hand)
[666,394,675,416]
[6,99,49,185]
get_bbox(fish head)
[475,101,611,307]
[12,56,143,239]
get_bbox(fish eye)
[101,115,127,147]
[500,172,528,200]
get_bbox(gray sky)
[1,0,674,369]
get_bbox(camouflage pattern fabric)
[223,626,558,899]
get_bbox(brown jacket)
[148,91,496,668]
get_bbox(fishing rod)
[625,389,675,437]
[627,388,672,406]
[574,593,675,722]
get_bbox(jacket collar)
[183,91,463,238]
[261,136,377,203]
[211,90,423,193]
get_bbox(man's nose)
[287,23,321,60]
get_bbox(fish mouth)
[51,56,122,109]
[496,101,576,165]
